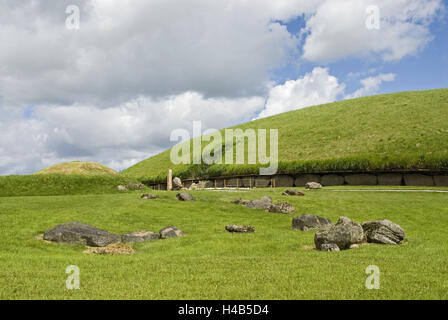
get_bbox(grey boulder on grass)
[314,217,364,250]
[225,225,255,233]
[305,182,322,190]
[362,219,405,244]
[122,230,159,243]
[43,222,121,247]
[292,214,333,231]
[159,226,184,239]
[176,192,195,201]
[282,189,305,196]
[268,202,295,214]
[244,196,273,210]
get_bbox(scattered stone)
[268,202,295,214]
[122,230,159,243]
[141,194,157,199]
[225,225,255,233]
[362,219,405,244]
[292,214,333,231]
[44,222,121,247]
[349,244,360,249]
[117,185,128,191]
[173,177,183,190]
[176,192,195,201]
[305,182,322,190]
[83,243,135,255]
[244,196,273,210]
[282,189,305,196]
[127,182,145,190]
[231,198,249,205]
[320,243,340,252]
[159,226,184,239]
[314,217,364,250]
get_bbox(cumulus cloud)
[256,67,345,119]
[345,73,396,99]
[302,0,443,63]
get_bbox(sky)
[0,0,447,175]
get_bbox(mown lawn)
[0,186,447,299]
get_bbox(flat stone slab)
[244,196,273,210]
[44,222,121,247]
[292,214,333,231]
[362,219,405,244]
[141,194,157,199]
[282,189,305,196]
[122,230,159,242]
[225,225,255,233]
[160,226,184,239]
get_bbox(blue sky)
[0,0,446,175]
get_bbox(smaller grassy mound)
[34,161,117,176]
[0,174,143,197]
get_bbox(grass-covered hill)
[34,161,117,176]
[123,89,448,182]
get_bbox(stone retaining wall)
[147,172,448,190]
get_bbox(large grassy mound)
[35,161,117,176]
[123,89,448,182]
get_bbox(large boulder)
[362,220,405,244]
[44,222,121,247]
[305,182,322,190]
[282,189,305,196]
[268,202,295,214]
[244,196,273,210]
[122,230,159,243]
[159,226,184,239]
[314,217,364,250]
[176,192,195,201]
[225,225,255,233]
[173,177,183,190]
[292,214,333,231]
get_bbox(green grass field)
[123,89,448,182]
[34,161,117,176]
[1,186,447,299]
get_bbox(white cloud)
[256,67,345,119]
[302,0,443,63]
[345,73,396,99]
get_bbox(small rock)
[305,182,322,190]
[160,226,184,239]
[225,225,255,233]
[176,192,195,201]
[141,194,157,199]
[173,177,183,190]
[314,217,364,250]
[122,230,159,243]
[362,219,405,244]
[117,185,128,191]
[231,198,249,205]
[292,214,333,231]
[282,189,305,196]
[244,196,273,210]
[127,182,145,190]
[320,243,340,251]
[268,202,295,214]
[44,222,121,247]
[349,244,359,249]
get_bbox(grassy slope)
[0,174,144,197]
[0,186,447,299]
[123,89,448,181]
[35,161,117,175]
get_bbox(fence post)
[167,169,173,191]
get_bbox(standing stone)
[159,226,184,239]
[167,170,173,191]
[314,217,364,250]
[292,214,333,231]
[362,220,405,244]
[176,192,195,201]
[173,176,183,190]
[305,182,322,190]
[122,231,159,242]
[43,222,121,247]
